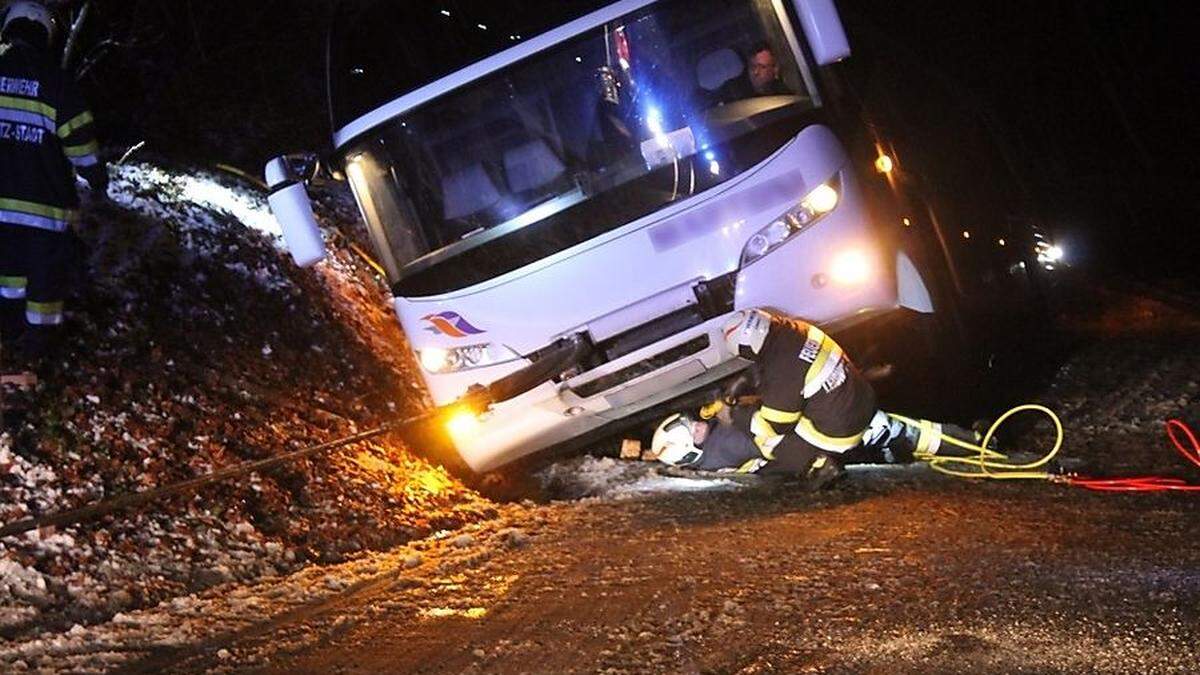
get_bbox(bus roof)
[330,0,656,149]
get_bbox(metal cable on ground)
[0,415,424,541]
[0,336,591,540]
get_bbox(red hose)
[1067,419,1200,492]
[1166,418,1200,469]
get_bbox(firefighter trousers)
[0,223,69,330]
[757,363,878,474]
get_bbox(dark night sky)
[839,1,1199,276]
[852,1,1197,177]
[72,1,1200,278]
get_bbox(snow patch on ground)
[106,163,293,293]
[537,456,747,500]
[111,163,281,241]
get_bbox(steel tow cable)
[0,415,428,540]
[0,335,592,540]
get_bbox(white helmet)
[2,1,54,39]
[651,413,703,467]
[723,309,771,358]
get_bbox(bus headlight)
[418,343,520,373]
[740,176,841,267]
[829,249,872,285]
[446,408,482,439]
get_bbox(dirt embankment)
[0,163,490,637]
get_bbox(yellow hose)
[887,405,1064,481]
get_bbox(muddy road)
[4,280,1198,674]
[176,282,1200,674]
[249,477,1200,674]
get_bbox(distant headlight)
[740,176,841,267]
[418,343,520,373]
[1035,241,1066,265]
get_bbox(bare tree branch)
[74,37,125,80]
[60,0,92,71]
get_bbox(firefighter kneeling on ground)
[0,1,108,371]
[650,309,984,488]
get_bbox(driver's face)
[748,49,779,93]
[690,419,711,445]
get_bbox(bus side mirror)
[792,0,851,65]
[265,155,328,268]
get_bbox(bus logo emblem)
[421,312,485,338]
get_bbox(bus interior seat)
[504,139,566,194]
[696,48,744,92]
[441,163,502,220]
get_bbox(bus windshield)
[338,0,820,293]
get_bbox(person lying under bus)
[649,309,984,487]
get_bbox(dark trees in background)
[50,0,334,169]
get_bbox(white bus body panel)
[393,125,898,472]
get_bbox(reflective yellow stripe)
[27,300,64,313]
[759,405,801,425]
[914,420,942,456]
[0,197,76,221]
[0,276,27,289]
[750,411,783,460]
[750,411,778,437]
[809,343,844,396]
[699,400,725,420]
[796,417,865,452]
[736,458,766,474]
[0,95,56,119]
[57,110,93,138]
[755,437,780,461]
[63,140,99,157]
[805,327,831,385]
[803,327,845,399]
[27,300,64,325]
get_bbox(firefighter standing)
[0,1,107,366]
[650,309,979,486]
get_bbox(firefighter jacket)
[0,37,106,232]
[728,311,878,469]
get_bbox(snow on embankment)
[0,162,490,636]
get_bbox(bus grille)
[571,336,710,399]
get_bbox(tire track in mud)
[118,507,546,674]
[248,478,1200,674]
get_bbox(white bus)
[268,0,944,473]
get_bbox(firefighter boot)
[952,420,1001,453]
[852,410,914,464]
[800,453,845,491]
[14,325,63,372]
